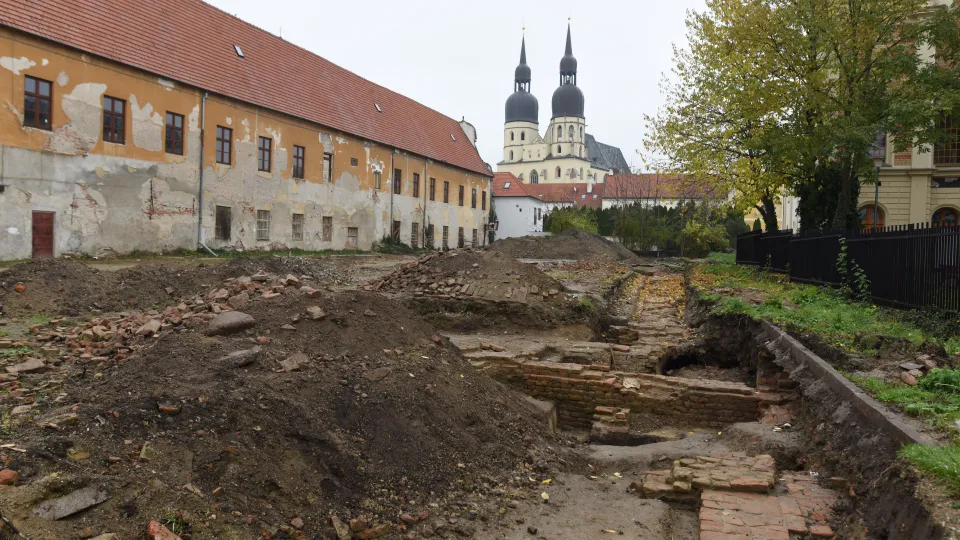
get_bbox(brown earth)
[372,249,564,303]
[0,286,567,539]
[488,229,644,263]
[0,257,347,317]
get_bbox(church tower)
[546,24,587,171]
[503,35,540,170]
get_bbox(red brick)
[809,524,834,537]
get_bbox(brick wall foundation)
[476,356,760,429]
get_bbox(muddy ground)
[0,243,958,539]
[488,229,644,263]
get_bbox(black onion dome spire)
[552,23,584,119]
[505,34,539,124]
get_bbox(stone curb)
[761,321,936,447]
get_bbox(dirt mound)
[489,228,643,262]
[0,285,560,539]
[373,249,564,302]
[0,257,346,316]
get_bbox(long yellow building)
[0,0,491,259]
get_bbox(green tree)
[648,0,960,234]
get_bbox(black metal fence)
[736,224,960,312]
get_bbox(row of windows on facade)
[508,125,582,143]
[859,204,960,230]
[509,145,584,161]
[389,221,482,249]
[24,75,487,199]
[373,170,487,209]
[513,167,587,184]
[217,206,481,249]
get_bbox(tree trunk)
[831,155,861,233]
[756,194,780,232]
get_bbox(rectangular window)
[216,126,232,165]
[443,181,450,203]
[215,205,231,241]
[350,157,358,166]
[471,188,477,209]
[102,95,125,144]
[429,178,436,201]
[392,220,401,239]
[323,153,333,182]
[291,213,304,241]
[472,228,478,247]
[413,173,420,198]
[293,145,305,179]
[256,210,271,241]
[936,115,960,166]
[458,186,465,207]
[322,216,333,241]
[258,137,272,172]
[411,222,420,249]
[165,112,184,155]
[374,171,382,190]
[393,168,402,195]
[458,227,465,248]
[23,75,52,130]
[482,190,487,210]
[346,226,359,249]
[426,224,435,249]
[442,225,449,250]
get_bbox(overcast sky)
[206,0,706,173]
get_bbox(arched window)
[510,150,514,160]
[568,126,575,141]
[580,167,584,179]
[530,170,539,184]
[933,207,959,227]
[510,132,514,141]
[521,132,525,141]
[557,145,562,154]
[859,204,885,231]
[580,126,583,139]
[557,126,562,140]
[555,167,561,178]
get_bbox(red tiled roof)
[492,172,601,208]
[602,173,712,200]
[0,0,491,177]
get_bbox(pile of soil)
[373,250,565,303]
[0,290,561,539]
[489,229,643,263]
[0,257,346,316]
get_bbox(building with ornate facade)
[496,26,630,187]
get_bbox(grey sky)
[206,0,706,173]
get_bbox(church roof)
[585,135,630,174]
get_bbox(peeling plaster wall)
[0,27,491,260]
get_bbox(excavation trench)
[447,266,945,539]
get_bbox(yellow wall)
[0,27,490,258]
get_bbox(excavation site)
[0,234,955,539]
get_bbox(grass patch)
[692,253,946,354]
[26,313,51,326]
[0,347,33,357]
[900,444,960,495]
[846,373,960,432]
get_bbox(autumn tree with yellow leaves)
[647,0,960,233]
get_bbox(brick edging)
[761,321,936,447]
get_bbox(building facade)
[492,172,600,239]
[496,26,629,187]
[0,0,491,260]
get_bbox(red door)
[32,212,54,258]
